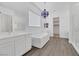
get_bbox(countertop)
[0,31,31,39]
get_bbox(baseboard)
[72,44,79,54]
[69,40,79,54]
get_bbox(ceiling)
[0,2,76,16]
[34,2,71,12]
[0,2,30,16]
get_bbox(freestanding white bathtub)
[32,32,49,48]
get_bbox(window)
[29,10,41,27]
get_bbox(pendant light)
[41,2,49,19]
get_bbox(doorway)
[53,17,59,37]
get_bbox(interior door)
[53,17,59,37]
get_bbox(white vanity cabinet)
[25,34,32,52]
[14,34,32,56]
[14,35,27,56]
[0,38,14,56]
[0,33,32,56]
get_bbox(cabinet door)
[25,34,32,51]
[14,35,26,56]
[0,41,14,56]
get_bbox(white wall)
[59,10,70,38]
[69,3,79,54]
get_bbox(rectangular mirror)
[0,13,12,33]
[29,10,41,27]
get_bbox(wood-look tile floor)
[23,37,78,56]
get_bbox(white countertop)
[0,31,31,39]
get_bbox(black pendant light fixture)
[41,2,49,18]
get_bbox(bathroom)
[0,2,79,56]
